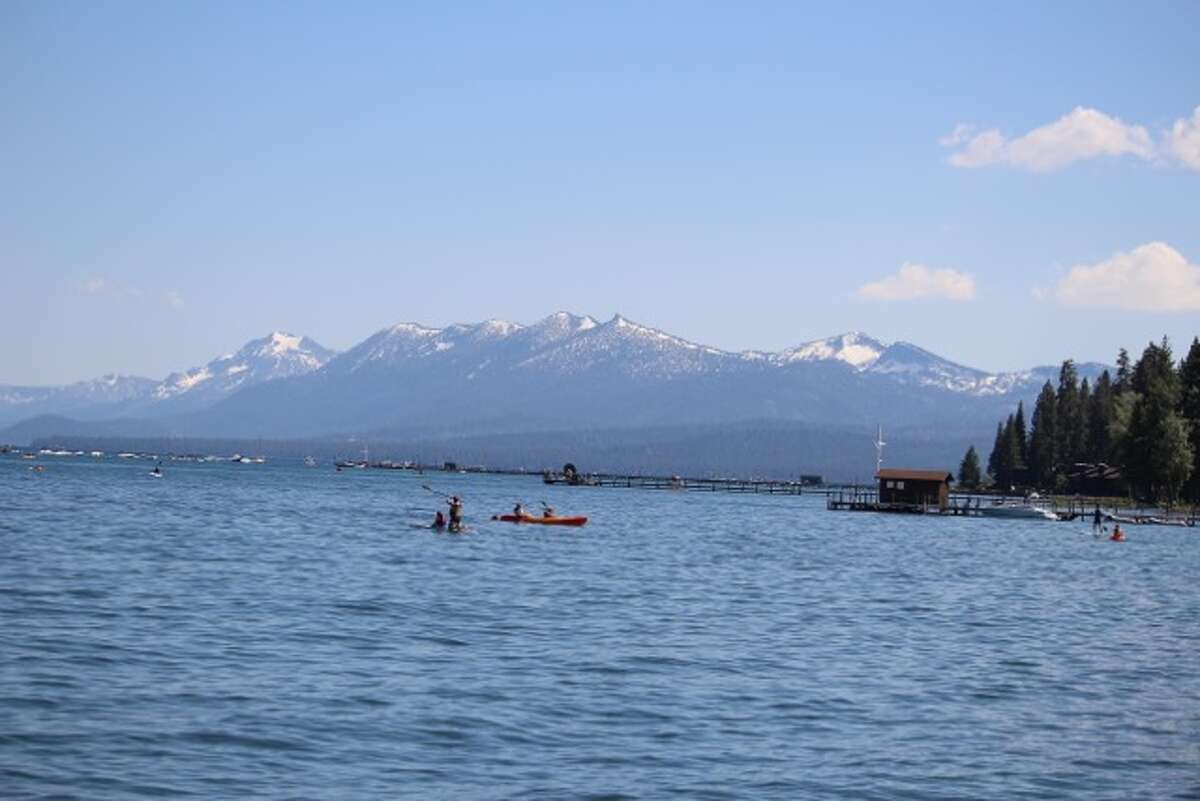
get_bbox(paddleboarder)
[448,496,464,532]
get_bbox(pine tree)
[1115,348,1132,394]
[1087,370,1114,463]
[1056,360,1083,470]
[1013,401,1029,471]
[1028,381,1058,490]
[1108,390,1137,471]
[1125,340,1192,502]
[1078,378,1091,463]
[1132,338,1176,397]
[1179,337,1200,501]
[959,445,982,489]
[987,422,1004,484]
[995,415,1017,489]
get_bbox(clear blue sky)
[3,1,1198,384]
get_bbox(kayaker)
[542,505,555,518]
[1110,524,1125,542]
[513,502,527,517]
[448,496,464,532]
[433,510,446,529]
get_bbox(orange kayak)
[492,513,588,527]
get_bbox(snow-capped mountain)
[1,313,1112,443]
[516,315,735,379]
[0,332,334,426]
[150,332,334,413]
[773,332,887,368]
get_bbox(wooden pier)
[542,471,811,495]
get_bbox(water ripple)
[1,455,1198,799]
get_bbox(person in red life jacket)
[1110,524,1125,542]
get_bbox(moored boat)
[977,501,1058,521]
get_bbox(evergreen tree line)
[964,337,1200,503]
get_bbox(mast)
[874,425,886,475]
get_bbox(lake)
[2,454,1198,800]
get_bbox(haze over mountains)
[2,313,1107,475]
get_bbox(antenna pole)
[874,425,886,474]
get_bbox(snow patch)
[478,319,523,336]
[172,367,212,391]
[780,332,885,368]
[265,332,303,355]
[390,322,440,337]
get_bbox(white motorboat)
[978,501,1058,521]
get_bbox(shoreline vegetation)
[963,335,1200,508]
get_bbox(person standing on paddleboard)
[448,496,464,532]
[1092,506,1103,535]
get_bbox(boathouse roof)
[874,468,953,482]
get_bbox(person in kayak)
[1110,524,1125,542]
[513,502,527,517]
[542,505,555,518]
[448,496,464,532]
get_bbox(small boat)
[977,501,1057,521]
[492,513,589,527]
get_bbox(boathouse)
[875,468,953,512]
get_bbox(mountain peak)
[388,322,439,337]
[543,311,598,331]
[779,332,887,368]
[154,331,334,402]
[476,319,523,337]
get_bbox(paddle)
[422,484,454,501]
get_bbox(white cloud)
[165,290,185,309]
[938,123,975,147]
[1053,242,1200,311]
[69,277,109,295]
[945,107,1155,172]
[857,263,976,302]
[66,277,154,303]
[1163,106,1200,170]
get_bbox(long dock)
[542,471,816,495]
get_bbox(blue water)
[2,455,1198,800]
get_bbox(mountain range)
[1,313,1108,475]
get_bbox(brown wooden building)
[875,468,953,511]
